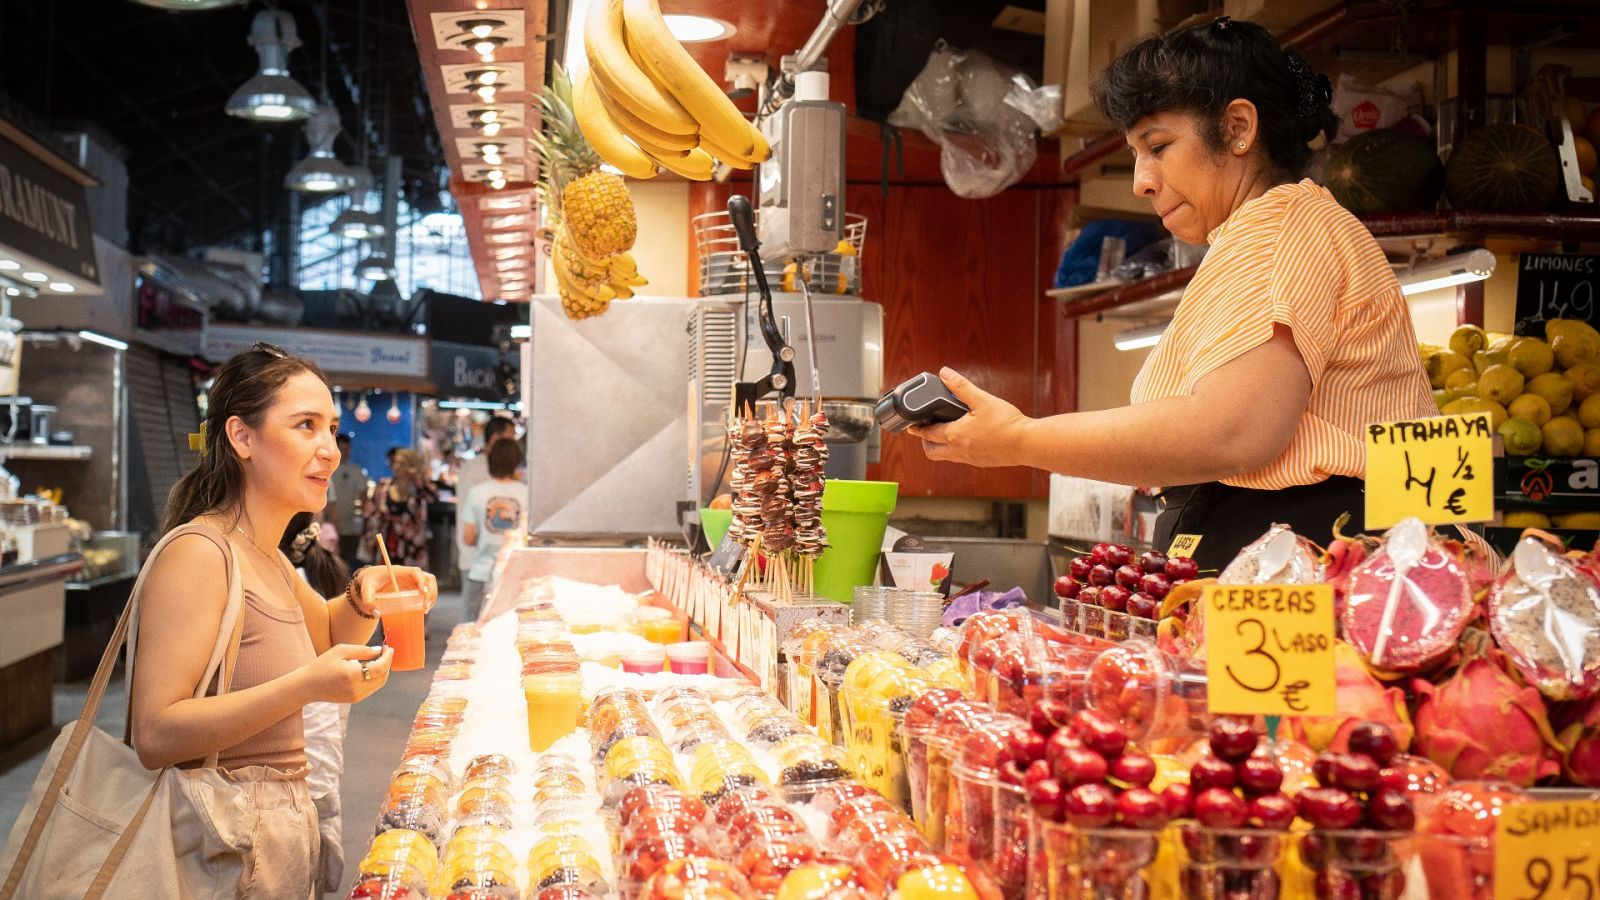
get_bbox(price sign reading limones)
[1204,583,1336,718]
[1364,413,1494,530]
[1494,799,1600,900]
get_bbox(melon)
[1444,124,1560,212]
[1323,129,1443,214]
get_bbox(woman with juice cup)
[129,343,438,898]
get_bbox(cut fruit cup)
[1412,832,1494,900]
[1085,639,1211,745]
[1060,597,1079,633]
[1293,830,1416,899]
[1173,824,1290,900]
[1032,820,1160,900]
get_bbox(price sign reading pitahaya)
[1494,798,1600,900]
[1203,584,1336,718]
[1364,413,1495,530]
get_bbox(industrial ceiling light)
[458,18,506,39]
[462,34,509,61]
[464,69,502,87]
[132,0,247,9]
[663,14,735,42]
[226,10,318,122]
[21,272,47,283]
[285,105,356,192]
[356,251,396,281]
[329,169,385,241]
[1397,248,1497,296]
[474,84,499,103]
[0,260,18,271]
[48,282,75,293]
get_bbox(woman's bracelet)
[345,568,377,619]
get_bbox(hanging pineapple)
[534,65,648,319]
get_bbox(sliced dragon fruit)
[1340,518,1474,674]
[1488,537,1600,702]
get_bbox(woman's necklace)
[233,519,298,595]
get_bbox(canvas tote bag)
[0,523,255,899]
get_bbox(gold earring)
[1235,140,1246,150]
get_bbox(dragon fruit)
[1554,695,1600,787]
[1287,642,1414,753]
[1168,525,1324,661]
[1410,653,1563,787]
[1488,537,1600,701]
[1340,518,1475,675]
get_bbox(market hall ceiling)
[0,0,444,252]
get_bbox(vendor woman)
[911,17,1435,571]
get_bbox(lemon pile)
[1425,319,1600,458]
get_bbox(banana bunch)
[550,227,649,320]
[579,0,770,180]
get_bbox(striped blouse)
[1130,179,1435,490]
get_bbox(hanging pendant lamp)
[330,168,386,241]
[226,10,318,122]
[285,105,356,193]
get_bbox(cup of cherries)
[1013,705,1172,899]
[1169,717,1296,899]
[1295,722,1416,900]
[1055,544,1199,640]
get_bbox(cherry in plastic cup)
[374,588,427,671]
[666,641,710,675]
[622,646,667,674]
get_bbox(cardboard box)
[1045,0,1208,133]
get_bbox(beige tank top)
[215,584,317,771]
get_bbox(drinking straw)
[375,534,401,591]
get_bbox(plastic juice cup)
[621,645,667,674]
[523,673,582,752]
[373,588,427,671]
[666,641,710,675]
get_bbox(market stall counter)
[0,552,84,748]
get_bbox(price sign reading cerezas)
[1495,799,1600,900]
[1365,413,1494,530]
[1204,584,1336,718]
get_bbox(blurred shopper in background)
[461,438,525,621]
[455,416,517,585]
[327,432,368,569]
[361,448,437,568]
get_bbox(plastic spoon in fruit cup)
[1370,518,1427,668]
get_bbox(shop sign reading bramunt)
[0,128,98,286]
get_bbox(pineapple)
[536,66,637,261]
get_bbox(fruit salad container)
[528,833,609,896]
[1032,820,1160,900]
[814,634,880,747]
[356,828,440,893]
[849,826,938,895]
[438,829,519,897]
[773,732,853,801]
[688,740,771,802]
[1489,535,1600,701]
[923,704,1006,851]
[737,834,824,897]
[453,774,514,822]
[1290,830,1415,899]
[784,620,848,730]
[947,714,1031,869]
[637,855,753,900]
[1410,780,1534,900]
[839,660,934,812]
[345,862,431,900]
[462,753,515,782]
[1172,824,1289,900]
[903,688,964,840]
[619,833,721,897]
[1086,639,1210,746]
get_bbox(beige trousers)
[226,766,319,900]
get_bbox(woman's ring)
[360,659,371,681]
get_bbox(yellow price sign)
[1167,534,1202,559]
[1203,583,1335,717]
[1364,413,1494,529]
[1494,799,1600,900]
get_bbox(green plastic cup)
[699,508,733,548]
[813,480,899,603]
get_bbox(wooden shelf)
[0,445,92,461]
[1052,210,1600,319]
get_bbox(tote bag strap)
[1,523,245,900]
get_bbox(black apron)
[1151,476,1366,574]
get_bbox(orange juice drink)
[523,673,582,752]
[374,588,427,671]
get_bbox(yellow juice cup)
[522,673,582,752]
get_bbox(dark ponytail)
[280,512,350,599]
[1093,17,1340,181]
[160,343,331,536]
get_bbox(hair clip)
[188,422,207,454]
[1212,15,1232,29]
[254,342,288,359]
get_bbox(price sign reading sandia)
[1365,413,1494,530]
[1494,799,1600,900]
[1203,584,1335,718]
[1203,582,1337,714]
